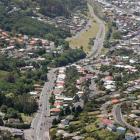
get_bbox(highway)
[112,103,140,133]
[87,2,106,58]
[24,69,57,140]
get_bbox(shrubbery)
[5,123,30,129]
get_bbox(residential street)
[112,104,126,126]
[112,104,140,133]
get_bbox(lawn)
[87,111,100,116]
[21,113,33,124]
[70,120,81,125]
[0,70,8,79]
[101,47,108,55]
[69,19,99,53]
[96,129,120,140]
[85,123,97,132]
[85,138,96,140]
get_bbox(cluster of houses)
[53,13,88,35]
[99,0,140,40]
[123,101,140,124]
[102,75,116,92]
[100,116,140,140]
[106,0,140,16]
[0,29,54,52]
[0,29,56,55]
[97,90,140,140]
[49,64,94,139]
[50,67,68,116]
[124,79,140,94]
[97,52,140,140]
[0,28,67,72]
[78,1,140,139]
[33,12,88,36]
[50,64,93,116]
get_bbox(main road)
[24,69,57,140]
[24,2,106,140]
[87,1,106,58]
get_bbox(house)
[125,133,136,140]
[50,108,61,116]
[61,119,69,125]
[76,91,84,97]
[58,67,66,74]
[29,91,38,95]
[63,132,73,139]
[107,124,116,131]
[12,130,24,139]
[129,114,138,119]
[7,118,20,124]
[56,130,65,136]
[117,127,126,134]
[58,124,65,129]
[53,89,63,96]
[72,136,84,140]
[105,84,116,91]
[66,115,74,121]
[112,99,120,104]
[63,97,73,104]
[104,76,113,81]
[100,118,113,126]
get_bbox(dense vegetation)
[0,0,86,39]
[0,55,47,128]
[51,49,86,67]
[0,3,71,39]
[63,66,80,97]
[0,0,87,130]
[0,55,47,93]
[39,0,86,17]
[0,130,22,140]
[104,22,120,48]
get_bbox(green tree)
[49,94,55,105]
[112,31,122,39]
[0,117,4,126]
[1,105,8,113]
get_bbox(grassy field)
[69,19,99,53]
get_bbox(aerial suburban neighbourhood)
[0,0,139,140]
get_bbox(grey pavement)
[24,69,57,140]
[112,103,140,133]
[87,2,106,58]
